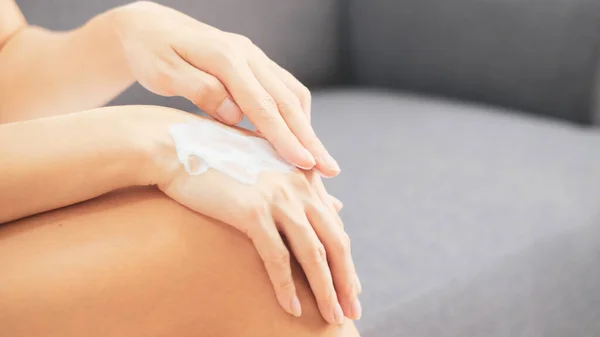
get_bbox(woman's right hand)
[110,1,341,176]
[135,107,361,324]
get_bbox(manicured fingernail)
[352,299,362,320]
[216,98,243,124]
[319,153,340,173]
[290,295,302,317]
[333,302,345,325]
[295,148,316,170]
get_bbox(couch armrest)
[347,0,600,124]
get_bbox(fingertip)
[290,295,302,317]
[314,166,339,178]
[216,97,244,125]
[333,302,345,325]
[352,299,362,320]
[293,148,316,170]
[316,153,341,176]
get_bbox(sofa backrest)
[347,0,600,124]
[17,0,340,109]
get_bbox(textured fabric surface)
[308,89,600,336]
[347,0,600,124]
[17,0,340,109]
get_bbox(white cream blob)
[169,120,295,184]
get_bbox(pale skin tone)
[0,0,340,176]
[0,0,361,327]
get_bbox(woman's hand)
[110,1,340,177]
[137,108,361,324]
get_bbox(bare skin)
[0,106,361,322]
[0,0,340,176]
[0,0,360,327]
[0,187,360,337]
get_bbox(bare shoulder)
[0,0,27,48]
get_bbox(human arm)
[0,0,340,176]
[0,106,173,223]
[0,1,133,122]
[0,105,359,323]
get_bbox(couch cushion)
[309,89,600,336]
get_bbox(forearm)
[0,107,152,223]
[0,9,133,123]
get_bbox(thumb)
[173,63,243,125]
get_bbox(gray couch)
[20,0,600,336]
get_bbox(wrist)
[93,6,135,83]
[118,106,193,188]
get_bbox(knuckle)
[242,198,270,223]
[276,96,302,113]
[202,76,224,95]
[288,215,311,233]
[302,243,327,266]
[274,184,295,203]
[333,232,352,255]
[289,174,311,192]
[130,0,158,9]
[194,77,224,103]
[210,39,240,66]
[340,282,355,298]
[148,63,175,95]
[307,200,329,216]
[229,33,253,47]
[276,275,296,292]
[265,248,291,270]
[256,95,278,113]
[298,85,312,102]
[249,95,278,121]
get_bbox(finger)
[170,59,244,125]
[218,61,316,170]
[307,172,344,226]
[305,201,361,321]
[308,172,362,297]
[248,213,301,318]
[250,59,341,177]
[330,195,344,212]
[275,204,343,325]
[269,61,312,123]
[173,35,315,169]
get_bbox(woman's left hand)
[110,1,340,177]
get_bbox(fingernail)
[295,148,316,170]
[352,299,362,320]
[319,153,340,173]
[315,169,329,178]
[333,302,345,325]
[290,295,302,317]
[216,98,243,124]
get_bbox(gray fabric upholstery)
[347,0,600,124]
[310,90,600,336]
[17,0,340,109]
